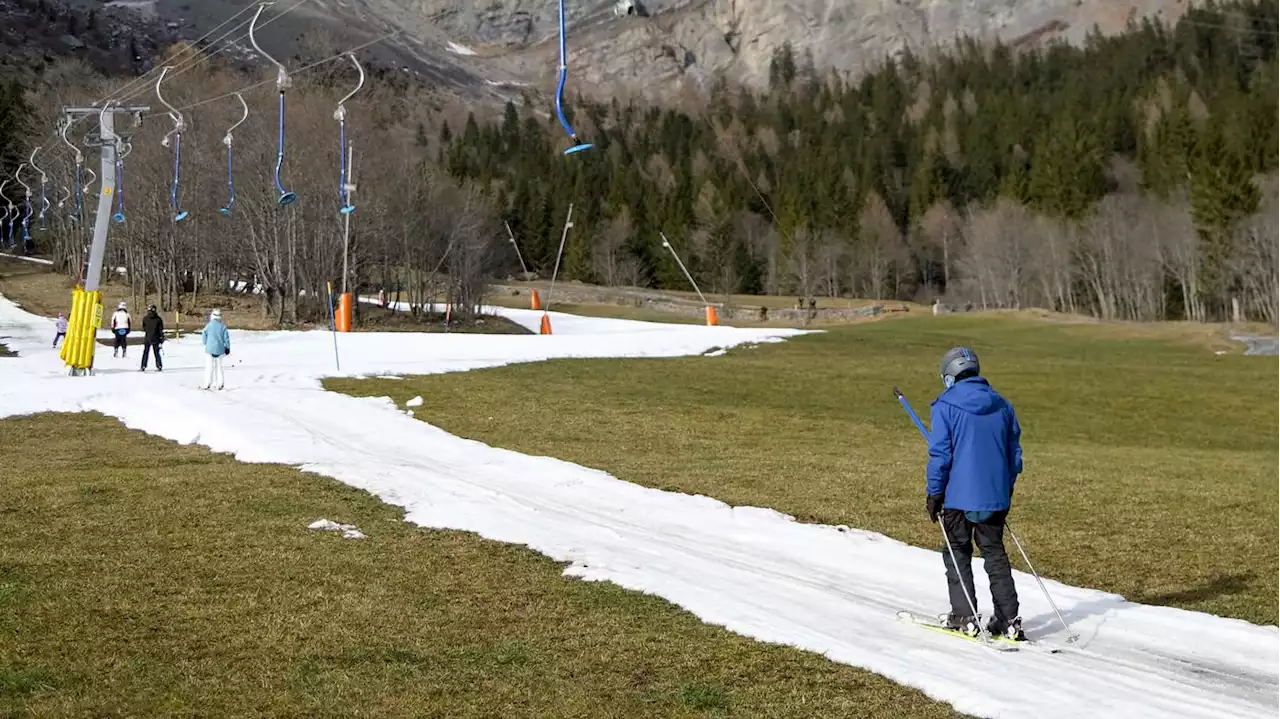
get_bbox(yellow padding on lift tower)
[60,287,101,371]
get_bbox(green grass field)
[0,412,962,718]
[332,315,1279,626]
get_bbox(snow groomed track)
[0,296,1274,719]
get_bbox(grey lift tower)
[62,104,149,294]
[59,104,148,375]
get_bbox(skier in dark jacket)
[140,305,165,372]
[926,347,1025,641]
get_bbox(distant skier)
[53,312,67,348]
[140,304,164,372]
[926,347,1025,641]
[199,308,231,390]
[110,302,131,358]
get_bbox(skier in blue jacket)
[926,346,1025,641]
[200,308,231,390]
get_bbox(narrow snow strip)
[1230,333,1279,356]
[447,41,476,56]
[0,296,1274,719]
[0,253,54,266]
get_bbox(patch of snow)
[1230,334,1278,356]
[0,295,1274,719]
[405,395,424,407]
[309,518,355,532]
[0,253,54,266]
[447,41,476,56]
[309,518,365,539]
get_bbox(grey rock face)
[164,0,1183,102]
[396,0,1184,97]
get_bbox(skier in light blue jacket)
[200,308,231,390]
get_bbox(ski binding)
[896,611,1061,654]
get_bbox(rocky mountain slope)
[51,0,1190,103]
[337,0,1190,100]
[0,0,176,78]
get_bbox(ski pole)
[1005,528,1079,643]
[936,513,986,639]
[894,388,987,636]
[326,281,341,371]
[892,386,1079,643]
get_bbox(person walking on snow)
[200,308,231,390]
[926,346,1026,641]
[110,302,131,358]
[140,304,165,372]
[53,313,67,348]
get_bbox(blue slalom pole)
[893,386,931,441]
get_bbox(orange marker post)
[335,292,353,332]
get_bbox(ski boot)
[986,616,1026,642]
[943,613,981,637]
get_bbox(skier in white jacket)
[110,302,131,358]
[199,308,232,390]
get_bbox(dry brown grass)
[0,259,281,332]
[0,260,529,337]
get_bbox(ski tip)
[892,386,903,399]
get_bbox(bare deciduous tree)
[957,199,1032,309]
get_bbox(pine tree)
[1188,123,1261,311]
[1027,115,1107,220]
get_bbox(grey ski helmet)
[939,347,980,388]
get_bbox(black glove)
[224,348,231,356]
[926,494,945,523]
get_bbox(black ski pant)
[941,509,1019,623]
[113,332,128,355]
[141,341,162,370]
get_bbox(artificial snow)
[0,295,1273,719]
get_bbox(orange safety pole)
[705,306,719,326]
[539,314,552,335]
[336,292,353,332]
[530,289,542,311]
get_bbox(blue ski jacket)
[201,319,231,357]
[926,377,1022,512]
